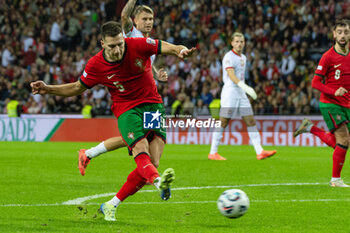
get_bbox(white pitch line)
[62,182,323,205]
[0,182,329,207]
[3,199,350,207]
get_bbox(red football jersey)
[314,46,350,107]
[80,37,163,117]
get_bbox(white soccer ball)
[217,189,250,218]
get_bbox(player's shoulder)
[85,50,103,69]
[125,37,149,47]
[321,46,335,58]
[223,50,234,59]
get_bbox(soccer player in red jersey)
[294,19,350,187]
[31,21,196,221]
[78,1,168,176]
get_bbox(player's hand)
[335,87,348,96]
[237,81,257,100]
[156,68,168,81]
[179,47,197,59]
[30,81,49,95]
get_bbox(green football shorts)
[319,102,350,132]
[117,103,166,155]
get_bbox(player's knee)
[220,118,229,128]
[345,136,350,147]
[133,141,149,156]
[244,116,256,126]
[152,160,159,168]
[337,136,350,147]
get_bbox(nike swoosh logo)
[107,73,116,79]
[334,64,341,68]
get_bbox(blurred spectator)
[183,95,195,116]
[0,0,347,116]
[50,16,62,48]
[23,46,37,68]
[280,51,296,79]
[200,85,213,106]
[2,44,15,67]
[194,99,210,117]
[92,85,106,100]
[171,92,186,116]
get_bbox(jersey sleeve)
[314,53,329,78]
[129,37,161,57]
[223,54,233,70]
[79,59,99,89]
[311,75,336,95]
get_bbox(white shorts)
[219,93,253,119]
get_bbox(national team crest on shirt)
[336,115,341,121]
[240,59,244,67]
[146,38,156,45]
[128,132,135,140]
[134,58,144,71]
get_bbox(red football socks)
[332,144,347,178]
[134,152,159,183]
[310,126,336,148]
[116,169,147,201]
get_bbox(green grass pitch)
[0,142,350,233]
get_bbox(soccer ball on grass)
[217,189,249,218]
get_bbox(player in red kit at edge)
[294,19,350,187]
[31,21,196,221]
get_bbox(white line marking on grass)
[0,182,327,207]
[3,199,350,207]
[62,182,323,205]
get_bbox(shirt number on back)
[113,81,125,92]
[335,69,341,80]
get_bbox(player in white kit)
[208,32,277,160]
[78,1,168,175]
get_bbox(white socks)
[331,177,341,182]
[247,126,263,155]
[107,196,121,207]
[210,127,224,154]
[85,141,107,159]
[153,177,161,190]
[306,122,313,132]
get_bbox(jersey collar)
[231,49,241,57]
[333,45,349,57]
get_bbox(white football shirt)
[222,50,247,97]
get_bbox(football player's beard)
[336,38,348,48]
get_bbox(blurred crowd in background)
[0,0,349,117]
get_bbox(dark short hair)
[133,5,154,17]
[101,21,122,39]
[333,19,350,30]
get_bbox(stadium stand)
[0,0,349,116]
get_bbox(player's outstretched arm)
[226,68,257,100]
[30,80,87,97]
[121,0,137,34]
[160,41,196,59]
